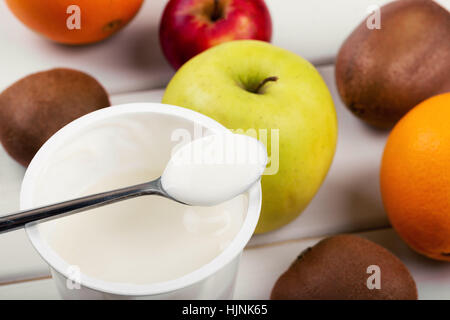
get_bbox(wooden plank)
[0,278,59,300]
[0,0,420,93]
[2,228,449,299]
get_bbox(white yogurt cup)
[20,103,262,299]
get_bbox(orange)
[380,93,450,261]
[6,0,143,45]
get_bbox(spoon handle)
[0,178,166,234]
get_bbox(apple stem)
[211,0,221,21]
[253,76,278,94]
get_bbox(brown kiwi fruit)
[0,68,110,166]
[271,235,418,300]
[335,0,450,128]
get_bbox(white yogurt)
[48,169,246,285]
[34,115,260,285]
[162,134,267,206]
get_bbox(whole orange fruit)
[6,0,143,45]
[380,93,450,261]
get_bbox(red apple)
[159,0,272,69]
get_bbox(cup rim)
[20,102,262,296]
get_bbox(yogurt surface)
[32,114,249,285]
[47,169,246,284]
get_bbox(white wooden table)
[0,0,449,299]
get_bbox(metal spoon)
[0,134,267,235]
[0,177,179,234]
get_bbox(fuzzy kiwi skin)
[271,235,418,300]
[0,68,110,166]
[335,0,450,129]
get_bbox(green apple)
[162,40,337,233]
